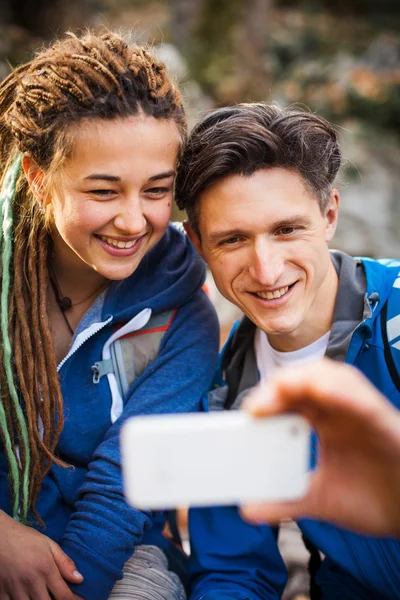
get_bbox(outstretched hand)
[0,510,84,599]
[240,359,400,537]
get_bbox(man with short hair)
[174,104,400,600]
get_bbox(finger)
[28,582,52,600]
[1,582,34,600]
[47,571,77,600]
[240,499,306,524]
[240,469,322,525]
[243,379,318,427]
[1,593,18,600]
[272,360,385,417]
[245,359,384,427]
[46,539,83,585]
[242,364,330,419]
[242,382,279,416]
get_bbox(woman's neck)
[49,234,109,305]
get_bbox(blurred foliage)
[168,0,400,135]
[186,0,244,100]
[0,0,399,134]
[279,0,400,30]
[266,10,400,135]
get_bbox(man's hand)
[240,359,400,537]
[0,510,83,599]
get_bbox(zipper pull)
[92,359,114,384]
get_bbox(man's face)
[186,168,339,351]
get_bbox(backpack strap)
[381,276,400,393]
[302,535,323,600]
[92,309,176,398]
[221,316,258,409]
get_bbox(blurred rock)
[155,43,213,129]
[335,121,400,257]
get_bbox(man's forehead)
[196,168,318,236]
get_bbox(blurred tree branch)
[1,0,101,39]
[170,0,273,104]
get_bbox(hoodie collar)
[326,251,398,362]
[326,251,367,362]
[102,223,206,323]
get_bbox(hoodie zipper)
[57,316,113,372]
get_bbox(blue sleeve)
[299,518,400,598]
[61,291,220,600]
[189,506,287,600]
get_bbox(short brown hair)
[175,103,341,235]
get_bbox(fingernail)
[73,570,83,579]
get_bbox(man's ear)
[22,155,45,200]
[324,189,340,243]
[183,220,205,260]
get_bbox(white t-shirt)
[254,328,330,382]
[254,327,330,574]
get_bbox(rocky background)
[2,4,398,597]
[1,0,399,259]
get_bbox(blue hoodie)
[0,224,219,599]
[188,254,400,600]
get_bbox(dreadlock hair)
[0,30,186,523]
[175,103,341,236]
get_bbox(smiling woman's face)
[44,115,181,281]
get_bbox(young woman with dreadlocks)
[0,31,219,600]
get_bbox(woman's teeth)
[99,235,136,249]
[256,286,289,300]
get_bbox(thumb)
[47,538,84,583]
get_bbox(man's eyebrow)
[207,215,313,244]
[271,215,314,229]
[208,229,247,244]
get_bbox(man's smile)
[247,282,297,301]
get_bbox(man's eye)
[222,236,241,245]
[279,226,296,235]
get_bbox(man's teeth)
[256,286,289,300]
[99,235,136,249]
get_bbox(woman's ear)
[22,155,45,200]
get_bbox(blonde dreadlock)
[0,30,186,523]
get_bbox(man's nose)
[248,238,285,287]
[113,196,146,234]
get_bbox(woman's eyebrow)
[83,170,176,183]
[84,174,121,182]
[148,170,175,182]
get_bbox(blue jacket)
[189,254,400,600]
[0,224,220,600]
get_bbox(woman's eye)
[146,187,171,196]
[89,189,116,197]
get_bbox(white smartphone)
[121,411,311,509]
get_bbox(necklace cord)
[48,270,74,335]
[48,266,110,335]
